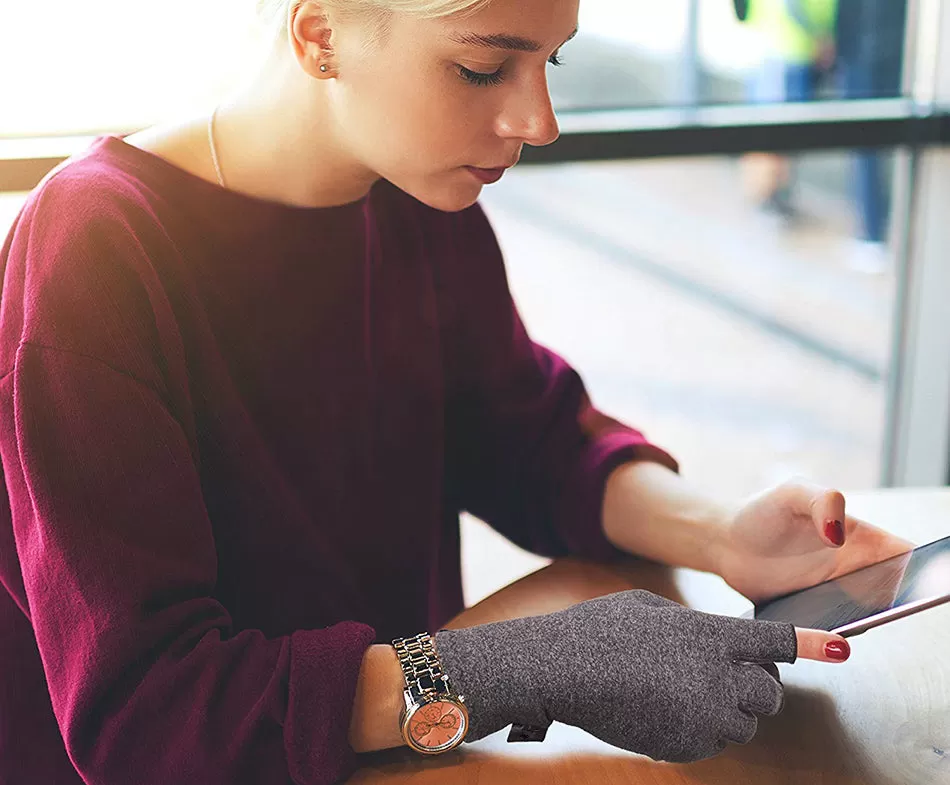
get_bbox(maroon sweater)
[0,136,676,785]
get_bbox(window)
[483,150,898,502]
[0,1,261,137]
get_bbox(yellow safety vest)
[747,0,838,65]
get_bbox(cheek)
[341,65,491,159]
[417,89,496,165]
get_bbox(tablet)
[744,534,950,637]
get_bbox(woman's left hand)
[717,479,917,604]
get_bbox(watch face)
[407,700,467,752]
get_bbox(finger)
[623,589,682,608]
[788,479,847,548]
[795,627,851,663]
[806,483,847,548]
[757,662,781,682]
[735,662,785,716]
[729,619,798,664]
[722,709,758,746]
[845,516,918,556]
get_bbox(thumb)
[784,479,847,548]
[795,627,851,663]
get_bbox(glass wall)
[550,0,908,110]
[480,148,898,503]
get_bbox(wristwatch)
[392,632,469,755]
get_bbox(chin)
[392,172,484,214]
[424,189,482,213]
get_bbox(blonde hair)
[257,0,491,30]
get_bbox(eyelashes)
[458,53,564,88]
[458,65,505,87]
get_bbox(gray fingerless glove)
[434,589,797,763]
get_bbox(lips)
[465,166,508,185]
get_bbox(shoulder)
[20,139,167,236]
[1,139,179,378]
[7,137,177,294]
[7,140,175,287]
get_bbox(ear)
[290,0,336,78]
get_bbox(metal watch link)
[392,632,469,754]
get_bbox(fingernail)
[825,640,851,661]
[824,519,845,547]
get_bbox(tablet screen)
[753,534,950,632]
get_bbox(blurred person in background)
[835,0,909,273]
[735,0,838,220]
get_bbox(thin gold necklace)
[207,107,226,188]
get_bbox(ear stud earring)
[320,64,329,73]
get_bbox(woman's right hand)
[435,589,850,763]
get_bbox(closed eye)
[458,52,564,88]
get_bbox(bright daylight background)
[0,0,767,136]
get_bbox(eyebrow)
[449,27,578,53]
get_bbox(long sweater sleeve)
[441,204,679,563]
[0,173,375,784]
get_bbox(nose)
[496,74,560,148]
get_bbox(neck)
[214,56,380,209]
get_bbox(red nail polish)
[825,640,851,661]
[824,519,845,547]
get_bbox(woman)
[0,0,913,783]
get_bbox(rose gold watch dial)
[408,701,466,750]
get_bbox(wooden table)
[349,488,950,785]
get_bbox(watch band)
[394,633,549,745]
[391,633,457,703]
